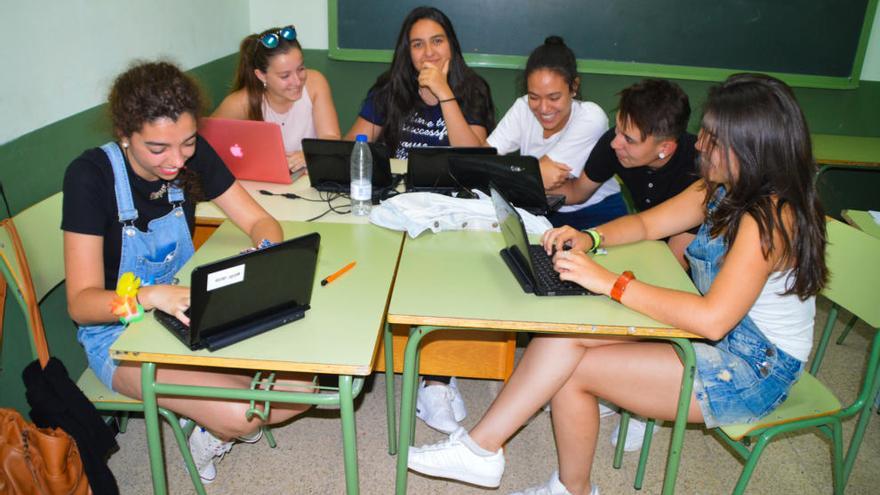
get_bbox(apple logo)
[230,144,244,158]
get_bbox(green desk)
[842,209,880,240]
[387,230,701,494]
[812,134,880,168]
[111,220,402,495]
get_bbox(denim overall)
[685,188,804,428]
[76,142,195,391]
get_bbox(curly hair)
[108,61,206,201]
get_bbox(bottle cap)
[355,134,368,142]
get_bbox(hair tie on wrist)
[439,97,457,104]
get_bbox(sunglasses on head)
[259,25,297,49]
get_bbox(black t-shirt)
[61,135,235,289]
[585,128,699,212]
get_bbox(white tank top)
[749,269,815,361]
[261,86,316,154]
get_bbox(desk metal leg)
[663,338,696,495]
[339,375,360,495]
[384,322,397,455]
[141,362,168,495]
[395,325,437,494]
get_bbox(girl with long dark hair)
[407,73,828,495]
[344,6,495,158]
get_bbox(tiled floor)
[108,297,880,494]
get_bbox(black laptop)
[301,138,396,198]
[490,185,590,296]
[406,146,498,192]
[449,154,565,216]
[154,233,321,351]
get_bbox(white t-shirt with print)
[487,96,619,212]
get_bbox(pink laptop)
[199,117,292,184]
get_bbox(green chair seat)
[720,373,842,441]
[76,368,141,404]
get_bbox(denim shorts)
[692,327,804,428]
[77,322,126,392]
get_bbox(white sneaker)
[509,471,600,495]
[611,417,659,452]
[448,377,467,422]
[417,382,461,434]
[188,426,233,483]
[236,427,263,444]
[408,427,504,488]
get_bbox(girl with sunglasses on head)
[213,25,340,176]
[407,73,828,495]
[486,36,625,231]
[344,6,495,158]
[63,61,315,485]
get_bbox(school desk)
[386,230,701,495]
[842,209,880,239]
[110,220,402,495]
[812,134,880,168]
[196,158,520,383]
[193,159,408,243]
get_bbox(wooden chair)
[614,218,880,494]
[0,197,208,494]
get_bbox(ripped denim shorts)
[77,322,126,392]
[692,321,804,428]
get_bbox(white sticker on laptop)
[206,264,245,291]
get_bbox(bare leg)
[113,363,313,440]
[551,342,704,494]
[469,334,634,451]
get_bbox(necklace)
[149,183,169,201]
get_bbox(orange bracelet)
[610,271,635,303]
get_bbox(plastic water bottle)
[350,134,372,216]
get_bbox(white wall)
[0,0,249,145]
[249,0,328,49]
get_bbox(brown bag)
[0,408,90,495]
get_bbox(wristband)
[438,97,457,104]
[610,270,635,303]
[584,229,602,253]
[111,272,145,324]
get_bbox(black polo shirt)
[585,128,699,212]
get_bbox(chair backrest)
[0,219,49,366]
[823,219,880,328]
[13,192,64,301]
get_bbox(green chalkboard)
[329,0,878,89]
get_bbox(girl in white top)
[486,37,624,229]
[213,25,340,175]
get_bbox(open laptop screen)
[190,233,320,339]
[490,186,536,277]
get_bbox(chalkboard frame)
[328,0,879,90]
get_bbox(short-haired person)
[486,36,624,231]
[345,6,495,158]
[63,61,314,484]
[562,79,699,267]
[407,73,828,495]
[213,25,340,174]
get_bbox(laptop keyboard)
[154,308,192,341]
[528,245,588,293]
